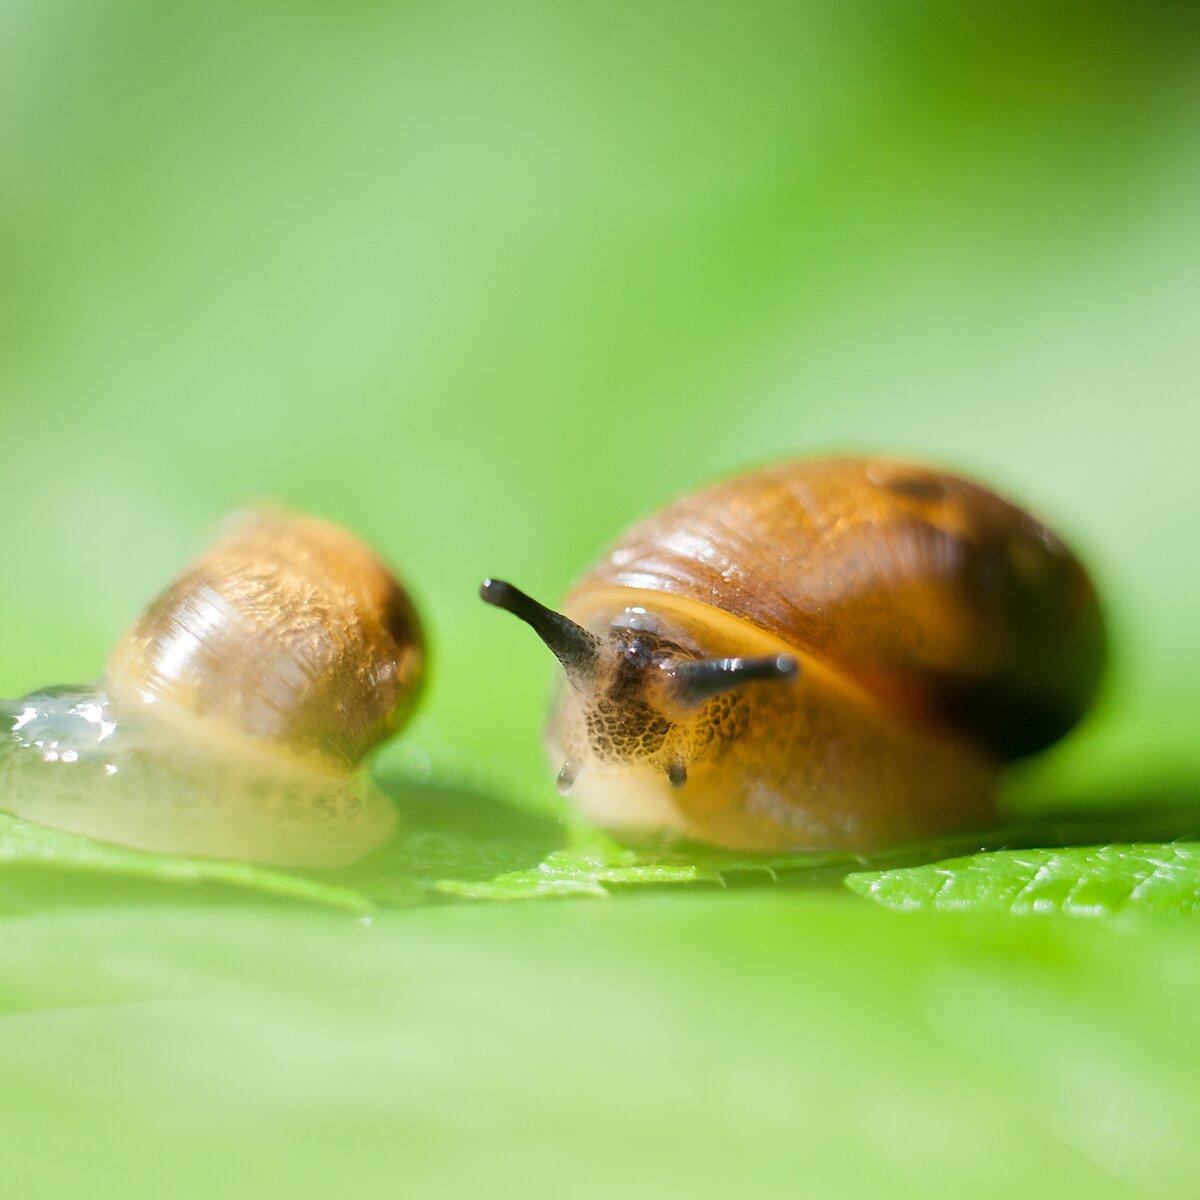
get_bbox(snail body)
[0,512,424,867]
[482,458,1105,854]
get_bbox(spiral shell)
[569,458,1104,761]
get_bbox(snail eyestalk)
[479,578,601,685]
[669,654,798,708]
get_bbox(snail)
[481,457,1105,854]
[0,511,424,868]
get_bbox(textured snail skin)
[0,513,424,867]
[545,458,1105,854]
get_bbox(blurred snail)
[0,512,423,867]
[482,458,1105,854]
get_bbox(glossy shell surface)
[567,458,1104,761]
[107,511,425,768]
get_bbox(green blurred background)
[1,2,1199,1196]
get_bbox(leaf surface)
[847,842,1200,917]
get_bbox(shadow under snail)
[481,457,1106,854]
[0,511,424,868]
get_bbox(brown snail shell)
[481,457,1105,854]
[0,512,424,867]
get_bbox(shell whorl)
[106,511,424,768]
[566,458,1105,761]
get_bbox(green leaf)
[430,826,852,900]
[11,770,1200,914]
[846,842,1200,917]
[2,3,1200,1196]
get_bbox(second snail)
[0,512,424,868]
[482,456,1105,855]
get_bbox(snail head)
[479,579,797,793]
